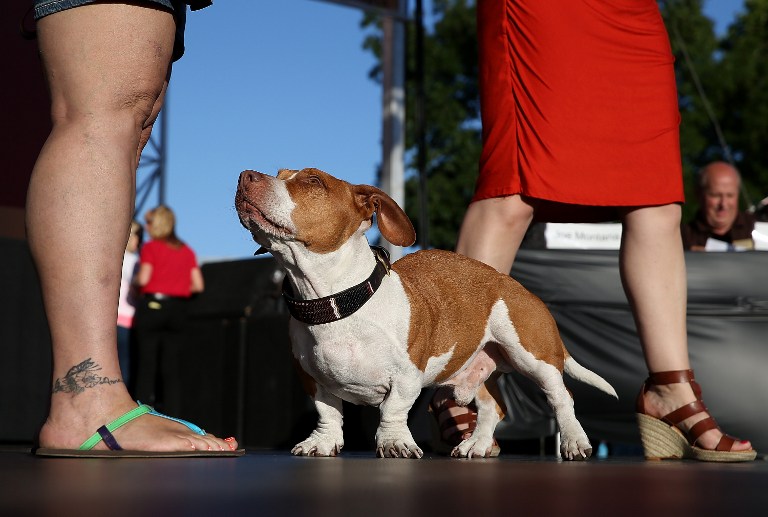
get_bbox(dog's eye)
[306,175,323,186]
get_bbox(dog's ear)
[354,185,416,247]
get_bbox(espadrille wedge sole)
[637,412,687,459]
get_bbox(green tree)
[663,0,768,216]
[660,0,722,219]
[717,0,768,210]
[364,0,480,250]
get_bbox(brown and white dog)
[235,167,617,460]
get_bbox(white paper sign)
[544,223,622,250]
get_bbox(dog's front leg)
[375,380,423,459]
[292,387,344,457]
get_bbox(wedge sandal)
[636,370,756,462]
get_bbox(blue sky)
[150,0,745,262]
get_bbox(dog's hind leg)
[488,302,592,460]
[527,363,592,460]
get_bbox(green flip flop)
[35,403,244,458]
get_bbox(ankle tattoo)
[52,358,122,395]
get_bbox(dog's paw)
[560,434,592,461]
[375,429,423,459]
[451,436,498,459]
[375,440,423,459]
[291,431,344,457]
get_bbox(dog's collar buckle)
[282,245,391,325]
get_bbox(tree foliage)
[716,0,768,208]
[363,0,480,250]
[363,0,768,250]
[661,0,768,216]
[660,0,721,216]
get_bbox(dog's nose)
[239,169,261,188]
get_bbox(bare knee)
[53,84,161,127]
[466,195,534,233]
[620,204,682,240]
[456,195,534,271]
[49,85,166,163]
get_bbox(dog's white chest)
[291,321,404,406]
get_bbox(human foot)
[636,370,755,461]
[38,403,241,457]
[429,388,500,457]
[38,359,240,456]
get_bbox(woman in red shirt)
[132,205,204,414]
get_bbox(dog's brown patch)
[394,250,564,381]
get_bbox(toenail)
[224,437,235,442]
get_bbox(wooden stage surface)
[1,446,766,516]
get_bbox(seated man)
[681,162,756,251]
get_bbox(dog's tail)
[564,357,618,399]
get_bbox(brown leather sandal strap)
[685,417,742,452]
[431,395,480,445]
[688,416,718,446]
[684,418,743,452]
[647,369,695,386]
[716,434,737,452]
[662,400,706,426]
[439,412,476,433]
[433,397,477,432]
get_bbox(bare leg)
[619,204,751,451]
[29,4,236,452]
[455,195,534,274]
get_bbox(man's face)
[701,168,740,234]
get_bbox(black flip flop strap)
[96,426,123,451]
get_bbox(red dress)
[474,0,685,222]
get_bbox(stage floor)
[1,447,766,516]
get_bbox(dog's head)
[235,168,416,255]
